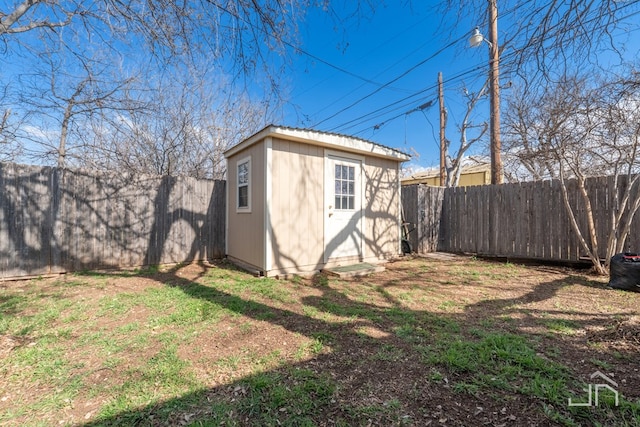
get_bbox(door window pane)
[333,164,355,211]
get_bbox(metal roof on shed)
[224,125,411,162]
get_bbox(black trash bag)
[608,253,640,292]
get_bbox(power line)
[305,35,437,120]
[330,61,492,135]
[294,14,434,102]
[211,3,392,88]
[355,51,524,136]
[323,2,640,138]
[340,50,527,137]
[335,93,438,134]
[308,1,531,130]
[370,99,437,133]
[310,34,468,128]
[327,83,441,133]
[216,0,640,140]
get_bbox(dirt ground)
[1,254,639,426]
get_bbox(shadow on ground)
[76,259,639,426]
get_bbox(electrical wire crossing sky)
[280,1,640,172]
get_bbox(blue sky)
[3,1,639,171]
[279,1,640,172]
[281,3,497,171]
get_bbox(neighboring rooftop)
[402,162,491,186]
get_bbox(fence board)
[515,182,525,256]
[531,180,541,258]
[541,180,551,259]
[401,185,418,252]
[628,179,640,251]
[401,185,445,253]
[0,163,225,279]
[417,185,426,252]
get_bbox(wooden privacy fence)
[402,176,640,262]
[401,184,444,254]
[0,163,225,279]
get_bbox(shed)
[223,125,410,277]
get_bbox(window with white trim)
[237,157,250,211]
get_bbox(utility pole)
[438,72,446,187]
[488,0,503,184]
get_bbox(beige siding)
[268,138,324,274]
[364,157,401,260]
[226,131,404,276]
[226,141,266,271]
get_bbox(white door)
[324,154,363,263]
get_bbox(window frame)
[334,163,356,211]
[236,156,251,212]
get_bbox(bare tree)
[16,49,138,167]
[78,70,269,179]
[0,83,24,162]
[0,1,370,95]
[439,0,638,180]
[445,80,489,187]
[442,1,637,87]
[1,1,375,169]
[502,77,584,182]
[1,0,306,54]
[504,71,640,274]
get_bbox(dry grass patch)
[0,257,638,426]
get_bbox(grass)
[543,318,581,335]
[0,268,297,425]
[0,258,638,426]
[227,368,335,426]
